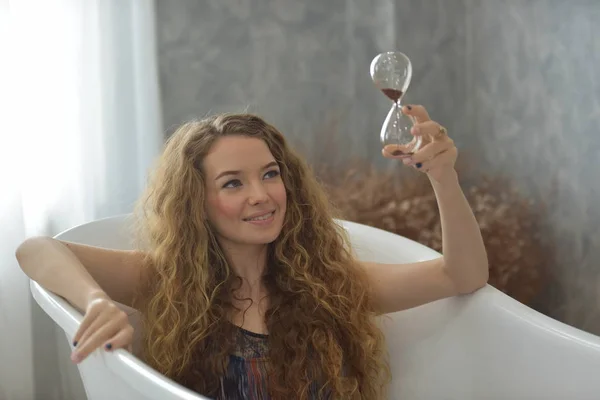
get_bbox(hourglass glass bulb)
[370,51,412,96]
[370,52,421,154]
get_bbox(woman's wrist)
[429,168,459,188]
[84,288,110,308]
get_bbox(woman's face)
[203,136,287,248]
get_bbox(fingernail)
[402,157,413,165]
[72,341,77,347]
[392,150,404,156]
[105,343,112,350]
[71,353,80,363]
[406,105,412,110]
[416,162,422,168]
[411,126,420,135]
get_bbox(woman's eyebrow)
[214,161,278,181]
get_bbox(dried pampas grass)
[316,160,553,307]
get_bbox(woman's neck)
[219,240,269,296]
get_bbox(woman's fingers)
[382,142,419,158]
[407,140,455,164]
[72,318,121,363]
[404,147,458,172]
[410,120,450,142]
[71,298,133,364]
[105,325,134,353]
[402,104,431,123]
[72,298,105,346]
[74,299,119,347]
[382,104,454,166]
[77,306,124,349]
[74,313,111,354]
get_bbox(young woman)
[16,105,488,399]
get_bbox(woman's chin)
[228,227,281,246]
[249,230,282,245]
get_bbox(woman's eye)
[223,179,242,189]
[222,171,279,188]
[264,170,280,179]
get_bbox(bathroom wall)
[155,0,600,333]
[462,0,600,330]
[156,0,398,166]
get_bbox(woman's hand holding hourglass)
[382,104,458,183]
[371,51,458,183]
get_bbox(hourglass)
[370,51,421,155]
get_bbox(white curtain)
[0,0,163,398]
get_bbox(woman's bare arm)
[15,237,144,311]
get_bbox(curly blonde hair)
[132,113,390,399]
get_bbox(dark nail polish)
[73,341,77,347]
[392,150,404,156]
[105,343,112,350]
[406,105,412,110]
[416,162,422,168]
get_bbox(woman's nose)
[247,182,268,204]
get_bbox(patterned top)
[216,326,327,399]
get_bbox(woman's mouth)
[243,211,275,222]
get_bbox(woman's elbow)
[454,261,489,295]
[15,236,52,274]
[472,268,489,292]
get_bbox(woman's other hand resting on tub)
[15,107,488,400]
[70,291,134,363]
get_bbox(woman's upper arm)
[58,240,146,308]
[361,258,459,314]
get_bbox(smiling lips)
[243,210,275,223]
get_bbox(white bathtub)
[30,214,600,399]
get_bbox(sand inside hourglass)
[380,88,403,102]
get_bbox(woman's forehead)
[204,136,276,176]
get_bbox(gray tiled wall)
[155,0,600,333]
